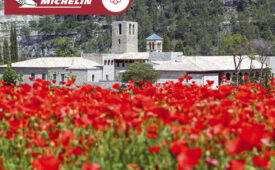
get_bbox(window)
[53,74,57,80]
[111,60,114,65]
[61,74,65,82]
[104,60,107,65]
[118,39,121,44]
[119,24,122,35]
[122,62,125,67]
[226,73,231,81]
[129,24,132,34]
[31,73,35,80]
[42,73,46,80]
[152,42,155,49]
[108,60,110,65]
[117,62,120,67]
[92,75,95,82]
[106,75,109,81]
[133,24,135,34]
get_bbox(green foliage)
[38,16,56,35]
[3,38,10,64]
[54,37,78,57]
[122,62,160,83]
[10,24,19,62]
[174,40,184,53]
[20,25,31,42]
[163,35,170,52]
[224,34,249,56]
[3,63,19,86]
[0,45,3,65]
[21,0,275,55]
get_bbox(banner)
[5,0,132,15]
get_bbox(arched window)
[92,75,95,82]
[104,60,107,65]
[111,60,114,65]
[133,24,135,34]
[226,73,231,80]
[106,75,109,81]
[149,42,152,50]
[152,42,155,49]
[129,24,132,35]
[108,60,110,65]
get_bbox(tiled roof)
[146,34,163,40]
[153,56,264,72]
[0,57,102,69]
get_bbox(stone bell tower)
[112,21,138,54]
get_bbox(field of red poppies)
[0,77,274,170]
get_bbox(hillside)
[0,0,274,58]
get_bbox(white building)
[0,21,267,87]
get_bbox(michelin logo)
[16,0,38,7]
[102,0,130,12]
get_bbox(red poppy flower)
[52,80,56,84]
[32,155,60,170]
[112,83,120,90]
[243,76,248,81]
[252,156,272,169]
[177,148,202,169]
[29,77,34,81]
[82,162,101,170]
[148,146,160,153]
[60,130,75,149]
[228,159,245,170]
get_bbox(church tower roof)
[146,34,163,40]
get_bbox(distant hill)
[0,0,274,58]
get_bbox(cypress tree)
[175,40,184,53]
[13,24,19,62]
[3,38,11,64]
[0,44,3,65]
[10,24,14,62]
[163,35,170,52]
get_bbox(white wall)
[188,73,204,85]
[87,69,103,82]
[102,54,115,81]
[157,71,186,83]
[203,73,219,88]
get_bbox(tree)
[175,40,184,53]
[122,62,160,83]
[224,34,249,85]
[163,35,170,52]
[13,24,19,62]
[10,24,19,62]
[10,24,14,62]
[0,45,3,65]
[250,39,273,82]
[54,37,78,57]
[3,38,11,64]
[3,62,19,86]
